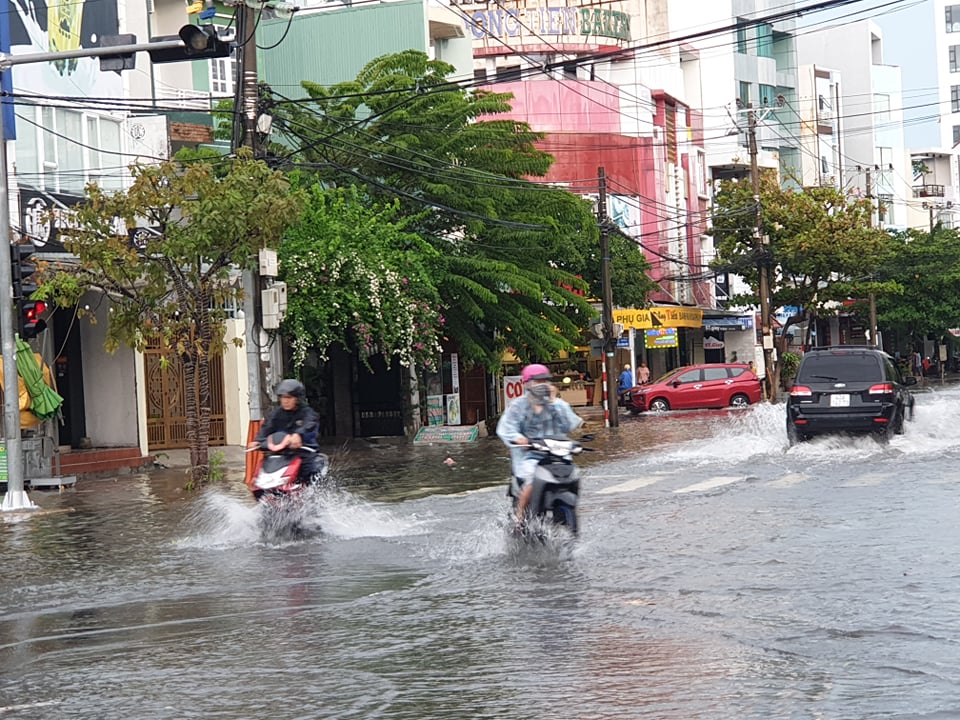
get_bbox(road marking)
[769,472,808,487]
[673,476,745,494]
[596,476,668,494]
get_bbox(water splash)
[176,490,261,549]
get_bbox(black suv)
[786,346,917,444]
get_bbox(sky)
[873,0,939,147]
[811,0,940,147]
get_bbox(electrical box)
[262,287,281,329]
[259,248,278,277]
[275,281,287,315]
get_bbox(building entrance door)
[144,345,226,450]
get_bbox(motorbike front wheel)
[552,503,578,535]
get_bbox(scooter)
[246,432,330,538]
[508,436,590,538]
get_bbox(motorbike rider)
[248,379,323,484]
[496,363,583,526]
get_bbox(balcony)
[914,184,945,198]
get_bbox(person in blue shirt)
[497,364,583,524]
[618,363,635,405]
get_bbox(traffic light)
[148,25,231,64]
[11,244,47,339]
[21,300,47,340]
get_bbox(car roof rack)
[806,345,886,352]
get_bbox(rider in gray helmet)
[248,379,323,483]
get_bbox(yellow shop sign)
[613,307,703,330]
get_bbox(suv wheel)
[893,406,906,435]
[786,421,806,446]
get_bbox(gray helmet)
[275,378,305,399]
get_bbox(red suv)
[625,363,762,413]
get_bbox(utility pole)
[598,167,618,428]
[747,105,775,401]
[235,6,265,432]
[865,167,878,348]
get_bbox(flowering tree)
[281,185,443,371]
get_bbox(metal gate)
[144,347,226,450]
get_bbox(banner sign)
[503,374,523,409]
[614,307,703,330]
[645,328,678,349]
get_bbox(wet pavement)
[3,389,960,718]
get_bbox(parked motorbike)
[508,435,591,539]
[246,431,330,539]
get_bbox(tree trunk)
[182,349,206,485]
[196,310,213,484]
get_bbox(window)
[498,65,522,82]
[954,125,960,145]
[952,85,960,113]
[209,49,237,97]
[947,5,960,32]
[759,84,776,106]
[952,45,960,72]
[821,156,829,175]
[473,68,487,83]
[739,81,751,108]
[755,22,773,58]
[703,367,729,381]
[16,106,124,194]
[874,93,890,123]
[878,193,894,225]
[735,20,748,54]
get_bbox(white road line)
[673,476,745,494]
[769,472,808,487]
[596,476,668,494]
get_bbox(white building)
[796,19,912,231]
[794,64,843,190]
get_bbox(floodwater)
[4,389,960,718]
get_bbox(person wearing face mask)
[497,363,583,526]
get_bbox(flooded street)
[4,388,960,718]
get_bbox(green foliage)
[875,227,960,338]
[269,51,653,368]
[780,351,801,379]
[711,177,892,321]
[281,184,443,370]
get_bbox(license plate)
[830,393,850,407]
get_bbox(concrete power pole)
[865,167,878,348]
[747,105,775,401]
[598,167,619,428]
[235,6,265,429]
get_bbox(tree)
[280,184,443,371]
[875,226,960,348]
[711,176,892,394]
[267,51,654,367]
[35,154,304,486]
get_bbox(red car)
[625,363,762,413]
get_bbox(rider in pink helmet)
[521,363,552,384]
[497,362,583,528]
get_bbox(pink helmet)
[521,363,552,383]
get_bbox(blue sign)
[617,337,630,348]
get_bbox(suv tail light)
[868,383,894,395]
[790,385,813,397]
